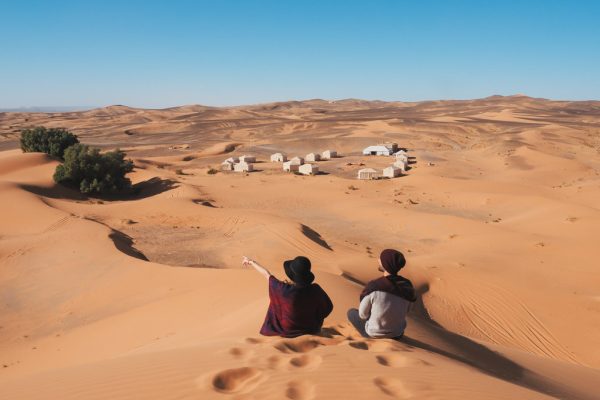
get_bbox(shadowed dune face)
[1,96,600,400]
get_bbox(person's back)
[359,290,411,338]
[261,276,332,337]
[348,249,416,338]
[243,255,333,338]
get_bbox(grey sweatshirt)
[359,290,411,338]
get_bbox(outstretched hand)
[242,256,271,279]
[242,256,254,267]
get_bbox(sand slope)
[1,96,600,399]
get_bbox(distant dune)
[1,96,600,399]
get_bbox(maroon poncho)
[260,276,333,337]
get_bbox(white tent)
[393,159,408,171]
[322,150,337,159]
[357,168,379,180]
[363,145,393,156]
[221,161,234,171]
[289,156,304,165]
[305,153,321,162]
[283,161,300,172]
[394,152,408,162]
[383,165,402,178]
[234,162,254,172]
[299,164,319,175]
[270,153,287,162]
[239,155,256,163]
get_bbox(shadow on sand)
[400,283,593,400]
[300,224,333,250]
[336,274,593,400]
[108,229,149,261]
[19,177,179,202]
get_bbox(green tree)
[20,127,79,159]
[54,144,134,194]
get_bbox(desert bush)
[53,144,134,194]
[20,127,79,159]
[207,168,218,175]
[175,169,185,175]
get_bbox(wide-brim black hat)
[283,256,315,286]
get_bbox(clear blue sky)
[1,0,598,108]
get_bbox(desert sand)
[1,95,600,399]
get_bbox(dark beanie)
[380,249,406,275]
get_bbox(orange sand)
[1,96,600,399]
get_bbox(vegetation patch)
[53,144,134,194]
[20,127,79,159]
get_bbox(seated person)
[348,249,416,338]
[243,255,333,337]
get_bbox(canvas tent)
[357,168,379,180]
[270,153,287,162]
[234,161,253,172]
[393,159,408,171]
[305,153,321,162]
[362,145,393,156]
[221,161,235,171]
[322,150,337,159]
[289,156,304,165]
[383,165,402,178]
[239,155,256,163]
[283,161,300,172]
[394,152,408,163]
[299,164,319,175]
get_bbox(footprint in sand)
[376,354,430,368]
[266,354,287,370]
[274,338,324,354]
[228,346,254,360]
[373,377,413,399]
[289,354,322,370]
[211,367,263,394]
[349,339,413,353]
[276,336,345,353]
[285,380,316,400]
[245,337,266,345]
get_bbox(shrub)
[20,127,79,159]
[175,169,185,175]
[53,144,134,194]
[207,168,218,175]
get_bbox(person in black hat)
[347,249,416,338]
[243,255,333,337]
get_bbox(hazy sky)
[1,0,599,108]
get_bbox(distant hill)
[0,106,96,113]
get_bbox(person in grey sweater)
[347,249,417,338]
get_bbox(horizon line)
[2,94,599,113]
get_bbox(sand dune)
[1,96,600,399]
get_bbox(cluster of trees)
[20,127,79,159]
[20,127,133,195]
